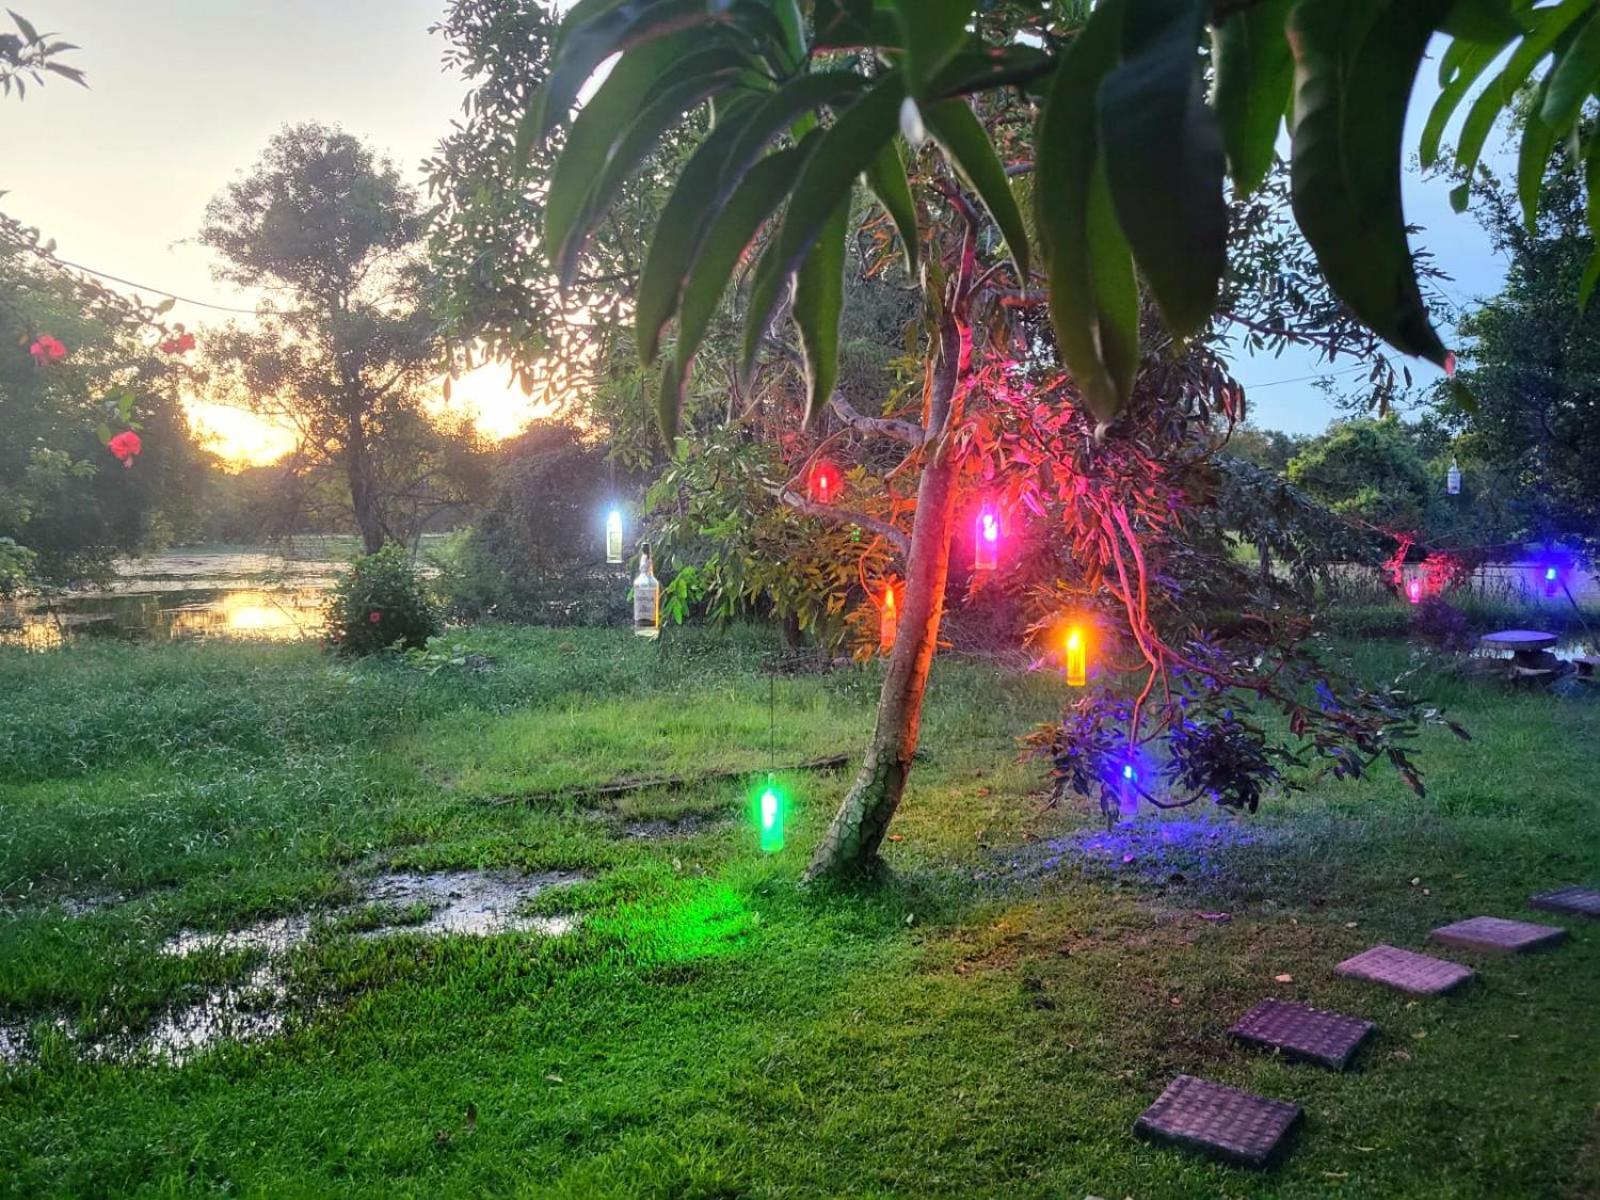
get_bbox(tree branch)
[773,487,911,557]
[829,394,925,446]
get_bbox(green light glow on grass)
[757,775,785,853]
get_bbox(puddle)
[2,869,582,1068]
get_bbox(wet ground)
[1,869,583,1069]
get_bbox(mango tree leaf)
[1419,36,1512,168]
[637,95,769,364]
[1099,0,1226,339]
[668,144,818,419]
[1035,0,1136,420]
[929,45,1054,97]
[1517,77,1561,231]
[1211,0,1295,195]
[1085,155,1140,410]
[540,35,689,257]
[1455,0,1591,177]
[1540,8,1600,130]
[531,0,720,148]
[887,0,973,96]
[1288,0,1453,365]
[722,70,865,184]
[1441,0,1528,42]
[740,230,791,381]
[792,197,853,424]
[555,64,747,286]
[863,140,920,274]
[923,98,1030,283]
[769,73,904,297]
[657,357,685,444]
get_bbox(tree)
[0,9,83,98]
[199,124,446,553]
[1434,151,1600,553]
[443,0,1581,881]
[1287,416,1432,532]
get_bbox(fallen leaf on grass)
[1196,912,1231,922]
[545,1074,564,1084]
[1274,973,1294,983]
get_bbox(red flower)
[368,611,382,624]
[29,334,66,364]
[108,430,142,468]
[158,331,197,355]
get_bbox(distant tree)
[1226,423,1303,473]
[1432,152,1600,553]
[1287,416,1432,533]
[199,123,461,552]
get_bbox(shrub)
[326,545,439,655]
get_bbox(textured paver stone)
[1134,1075,1303,1168]
[1530,886,1600,919]
[1430,916,1568,955]
[1334,944,1475,996]
[1229,998,1376,1070]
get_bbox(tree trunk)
[345,415,386,554]
[804,312,968,884]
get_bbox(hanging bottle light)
[1064,625,1088,687]
[1446,457,1462,496]
[808,459,842,504]
[879,585,898,655]
[1118,759,1139,822]
[1544,564,1561,598]
[605,508,624,565]
[1406,577,1423,605]
[974,507,1000,572]
[632,542,660,638]
[757,773,785,853]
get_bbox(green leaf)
[721,71,866,187]
[792,197,852,425]
[657,358,684,445]
[1450,180,1472,212]
[539,35,689,253]
[1211,0,1295,195]
[928,45,1054,97]
[531,0,720,148]
[554,63,747,286]
[1288,0,1453,365]
[1582,135,1600,310]
[739,229,791,382]
[1035,0,1136,420]
[923,98,1030,283]
[1099,0,1227,338]
[9,8,38,43]
[1419,37,1508,169]
[637,96,768,364]
[887,0,973,96]
[1447,377,1478,413]
[814,0,900,50]
[1441,0,1527,42]
[670,144,817,412]
[1085,155,1140,412]
[771,73,905,290]
[1541,9,1600,130]
[862,139,920,275]
[1455,0,1591,178]
[1516,77,1561,231]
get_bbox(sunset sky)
[1,2,1511,452]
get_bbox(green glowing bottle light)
[758,775,784,853]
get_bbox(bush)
[326,545,440,655]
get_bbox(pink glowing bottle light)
[975,508,999,572]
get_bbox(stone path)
[1133,885,1586,1170]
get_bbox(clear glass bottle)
[633,543,660,638]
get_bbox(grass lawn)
[0,627,1596,1198]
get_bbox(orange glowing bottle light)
[975,508,999,571]
[879,586,898,655]
[1064,625,1087,687]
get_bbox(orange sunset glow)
[186,363,563,468]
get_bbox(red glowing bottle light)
[808,460,842,504]
[975,508,999,571]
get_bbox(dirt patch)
[1004,813,1280,885]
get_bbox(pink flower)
[29,334,66,364]
[368,611,382,624]
[108,430,142,468]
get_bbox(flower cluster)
[108,430,142,468]
[158,329,196,355]
[28,333,66,364]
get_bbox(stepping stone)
[1530,886,1600,919]
[1334,944,1475,996]
[1430,916,1568,955]
[1229,998,1376,1071]
[1134,1074,1303,1169]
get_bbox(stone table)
[1479,629,1562,678]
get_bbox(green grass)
[0,627,1596,1198]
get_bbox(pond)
[0,545,347,651]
